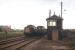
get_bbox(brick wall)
[52,30,59,41]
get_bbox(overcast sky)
[0,0,75,29]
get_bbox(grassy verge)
[61,30,75,49]
[0,31,24,40]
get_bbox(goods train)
[23,25,46,37]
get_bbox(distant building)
[0,26,11,32]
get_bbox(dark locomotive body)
[23,25,46,37]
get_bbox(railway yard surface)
[0,36,71,50]
[22,37,71,50]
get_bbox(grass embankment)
[0,31,24,40]
[62,30,75,50]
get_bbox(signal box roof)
[46,14,63,20]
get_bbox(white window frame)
[48,20,56,26]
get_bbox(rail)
[0,37,40,50]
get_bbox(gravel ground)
[22,37,70,50]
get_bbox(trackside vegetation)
[0,31,23,40]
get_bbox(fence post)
[5,31,8,40]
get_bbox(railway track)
[0,36,25,45]
[15,37,40,50]
[0,37,41,50]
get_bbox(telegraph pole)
[61,1,63,18]
[49,10,51,17]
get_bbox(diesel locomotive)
[23,25,46,37]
